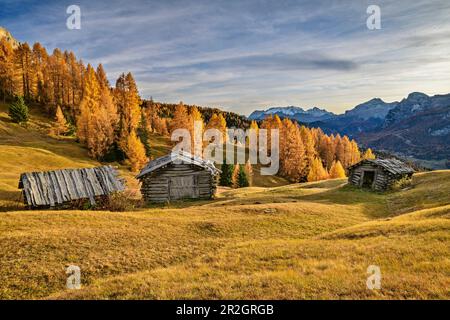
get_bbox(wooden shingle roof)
[349,159,414,175]
[18,166,124,207]
[136,151,221,179]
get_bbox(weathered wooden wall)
[140,163,217,203]
[348,163,411,191]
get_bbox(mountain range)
[249,106,335,123]
[250,92,450,169]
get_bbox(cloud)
[2,0,450,115]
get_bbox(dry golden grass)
[0,103,449,299]
[0,172,448,300]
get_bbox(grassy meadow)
[0,103,449,299]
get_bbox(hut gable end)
[137,152,220,203]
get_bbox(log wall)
[140,163,217,203]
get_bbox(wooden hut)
[18,166,124,208]
[347,159,414,191]
[136,151,221,203]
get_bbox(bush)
[8,96,29,124]
[102,191,142,212]
[391,176,413,191]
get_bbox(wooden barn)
[136,151,221,203]
[347,159,414,191]
[18,166,124,208]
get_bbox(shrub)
[8,96,29,124]
[103,191,142,212]
[391,176,413,191]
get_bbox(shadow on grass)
[139,195,236,210]
[298,184,391,218]
[0,190,25,212]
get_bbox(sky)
[1,0,450,115]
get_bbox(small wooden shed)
[136,151,221,203]
[18,166,124,208]
[347,159,414,191]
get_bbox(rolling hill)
[0,102,449,299]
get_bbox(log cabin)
[347,159,414,191]
[137,151,221,203]
[18,166,125,209]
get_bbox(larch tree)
[249,120,259,135]
[350,139,361,165]
[67,51,83,111]
[282,120,306,182]
[318,133,335,170]
[260,114,282,152]
[31,43,48,105]
[307,157,329,182]
[76,64,100,155]
[189,106,204,155]
[76,64,118,159]
[50,105,69,136]
[169,102,190,135]
[145,101,168,136]
[96,64,118,156]
[114,72,145,168]
[121,131,148,172]
[0,38,16,101]
[334,134,345,167]
[231,164,240,188]
[244,160,254,186]
[153,116,168,136]
[205,113,227,142]
[329,160,346,179]
[363,148,376,160]
[115,72,141,139]
[15,43,34,100]
[300,126,316,178]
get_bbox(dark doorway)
[361,171,375,188]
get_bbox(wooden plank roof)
[136,151,221,179]
[18,166,125,207]
[349,159,414,175]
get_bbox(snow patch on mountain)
[248,106,335,123]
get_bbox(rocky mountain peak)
[0,26,19,48]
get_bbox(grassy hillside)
[0,103,173,209]
[0,102,449,299]
[0,102,288,210]
[0,172,448,299]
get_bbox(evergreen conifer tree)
[219,161,234,187]
[8,96,29,124]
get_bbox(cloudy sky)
[1,0,450,115]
